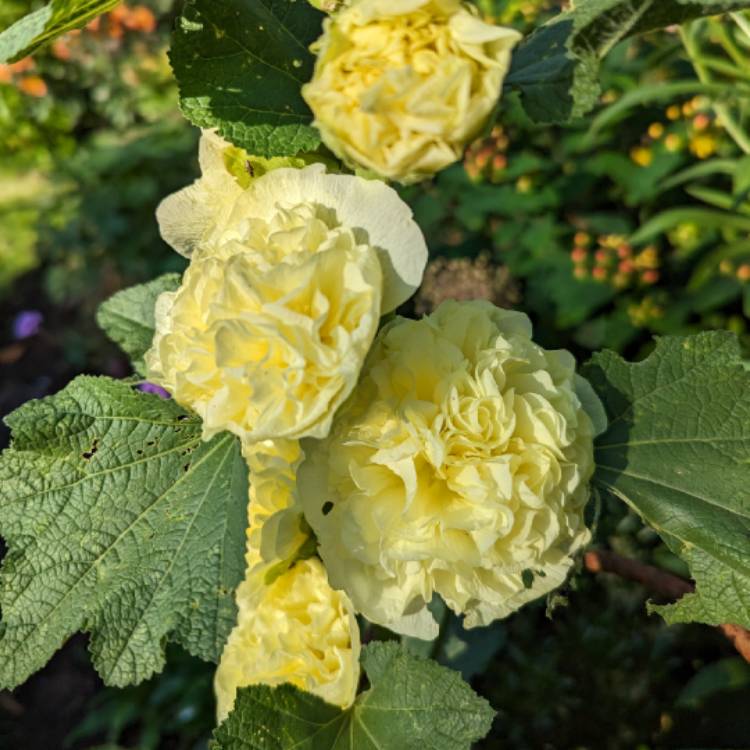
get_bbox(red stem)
[584,549,750,664]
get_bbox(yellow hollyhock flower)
[146,133,427,443]
[299,300,605,637]
[215,442,360,722]
[302,0,521,183]
[214,557,360,720]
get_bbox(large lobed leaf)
[0,376,248,688]
[0,0,120,63]
[96,274,181,377]
[583,332,750,629]
[170,0,323,158]
[506,0,750,123]
[210,642,495,749]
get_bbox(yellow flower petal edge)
[145,214,383,443]
[156,130,245,258]
[215,442,360,723]
[299,299,601,635]
[302,0,522,184]
[156,131,428,313]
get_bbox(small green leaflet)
[170,0,323,158]
[0,0,120,64]
[0,376,248,689]
[582,332,750,630]
[97,274,181,377]
[505,0,750,123]
[210,642,495,750]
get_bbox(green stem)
[679,23,750,155]
[730,12,750,44]
[709,17,747,68]
[701,55,750,82]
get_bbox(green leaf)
[210,642,495,749]
[505,0,750,123]
[96,274,181,377]
[676,657,750,709]
[582,332,750,630]
[585,81,742,143]
[170,0,323,158]
[630,207,750,244]
[0,376,249,688]
[660,157,739,192]
[0,0,120,64]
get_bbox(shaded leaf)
[170,0,323,157]
[583,332,750,629]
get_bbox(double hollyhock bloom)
[300,301,602,637]
[146,131,427,443]
[303,0,521,183]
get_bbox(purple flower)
[12,310,43,340]
[138,382,171,399]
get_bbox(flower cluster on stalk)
[141,0,603,720]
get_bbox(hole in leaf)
[82,440,99,460]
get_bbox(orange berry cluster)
[629,96,720,167]
[89,4,157,39]
[571,233,661,288]
[719,259,750,283]
[51,4,156,61]
[0,58,47,97]
[464,126,509,183]
[0,5,157,96]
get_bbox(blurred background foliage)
[2,0,750,748]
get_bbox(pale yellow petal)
[299,300,595,631]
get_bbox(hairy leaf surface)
[170,0,323,157]
[210,642,495,749]
[0,376,248,688]
[506,0,750,122]
[0,0,120,63]
[97,274,181,376]
[583,332,750,629]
